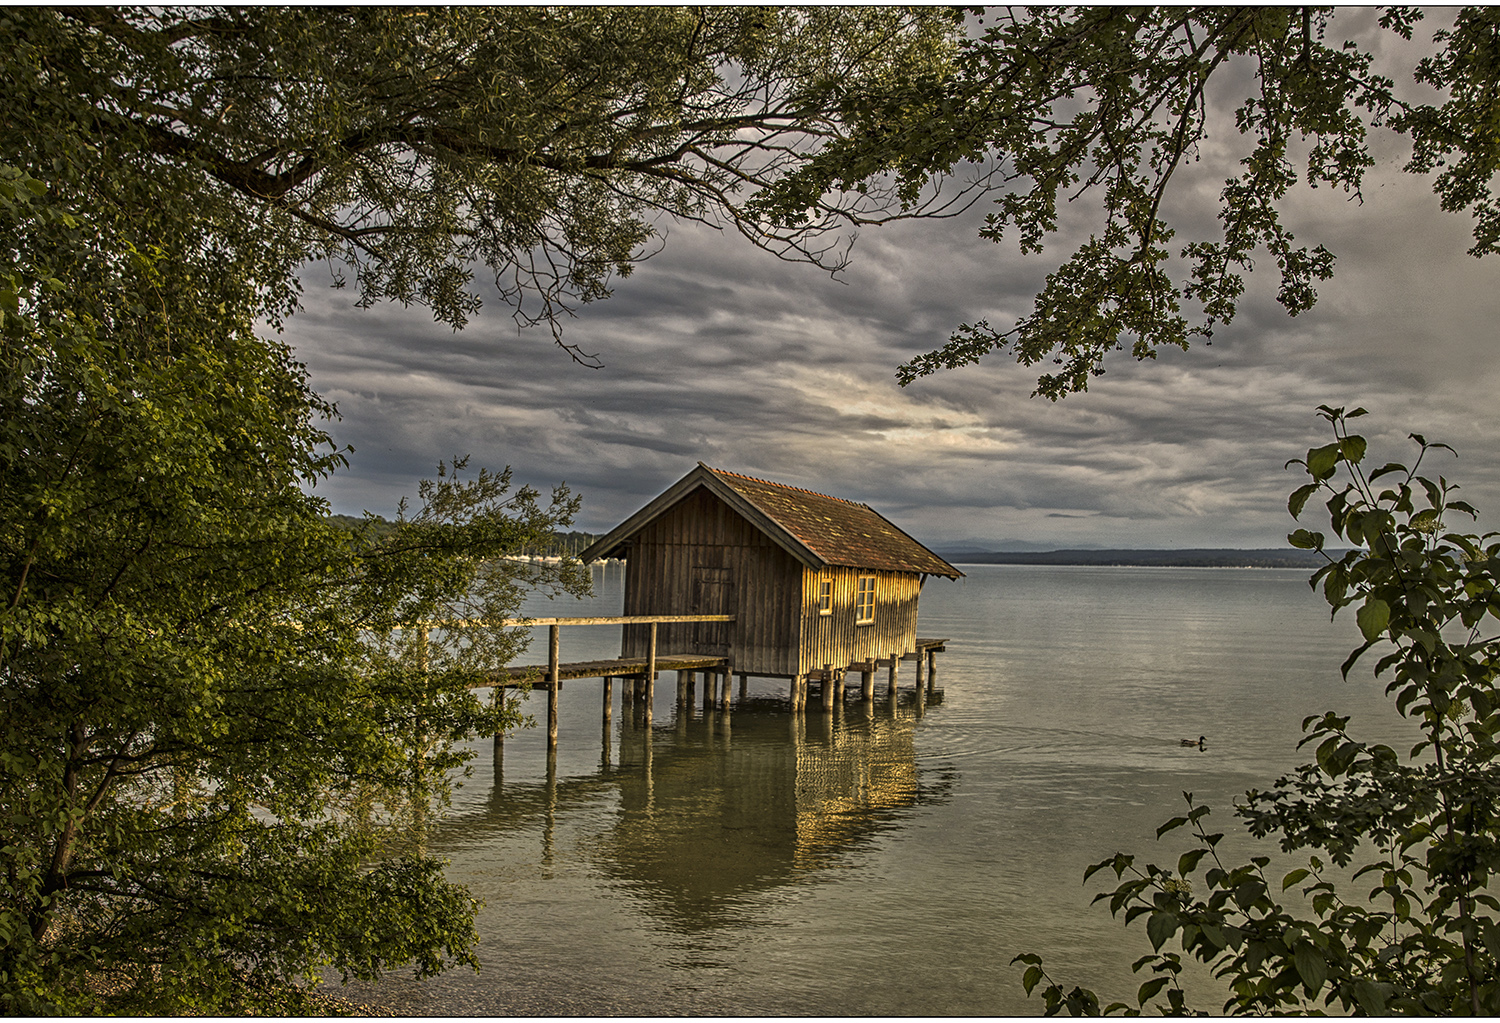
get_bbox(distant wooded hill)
[947,548,1336,568]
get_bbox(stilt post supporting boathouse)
[644,622,657,728]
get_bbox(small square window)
[855,576,876,624]
[817,579,832,615]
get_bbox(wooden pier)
[477,613,947,752]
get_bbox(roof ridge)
[702,464,865,507]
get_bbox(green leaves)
[1307,442,1343,481]
[1146,910,1179,952]
[829,6,1500,395]
[1288,482,1320,518]
[1021,407,1500,1016]
[1356,598,1391,642]
[1293,942,1328,993]
[1288,528,1324,551]
[0,166,589,1011]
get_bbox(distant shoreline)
[946,548,1338,569]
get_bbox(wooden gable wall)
[620,486,803,676]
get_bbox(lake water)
[343,563,1417,1015]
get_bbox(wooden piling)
[677,669,690,707]
[914,648,925,691]
[644,622,657,728]
[927,649,937,692]
[887,654,899,697]
[603,676,613,723]
[821,664,835,711]
[860,660,874,701]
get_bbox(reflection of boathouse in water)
[579,464,962,705]
[465,703,951,931]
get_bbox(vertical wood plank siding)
[620,488,802,676]
[798,568,921,677]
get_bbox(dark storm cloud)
[287,17,1500,551]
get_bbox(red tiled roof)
[703,466,962,579]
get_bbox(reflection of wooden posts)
[644,622,657,728]
[492,684,504,763]
[546,623,560,749]
[860,659,875,701]
[601,677,612,770]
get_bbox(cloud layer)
[287,21,1500,551]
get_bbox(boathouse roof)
[580,463,963,579]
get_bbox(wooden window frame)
[817,578,833,616]
[855,575,876,625]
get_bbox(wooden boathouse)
[578,464,962,706]
[485,465,960,754]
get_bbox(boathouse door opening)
[692,566,734,655]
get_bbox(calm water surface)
[345,564,1415,1015]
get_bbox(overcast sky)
[286,11,1500,551]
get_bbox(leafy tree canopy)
[755,6,1500,398]
[0,158,588,1011]
[4,6,966,360]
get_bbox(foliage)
[10,8,1495,399]
[1013,405,1500,1014]
[0,159,586,1013]
[755,6,1500,398]
[1,6,966,362]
